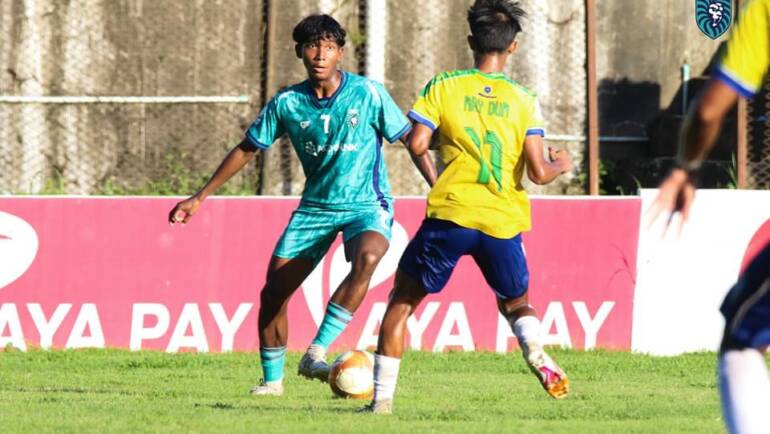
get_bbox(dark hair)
[292,14,346,47]
[467,0,526,53]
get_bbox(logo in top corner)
[346,109,359,128]
[695,0,732,40]
[478,86,496,99]
[0,211,39,290]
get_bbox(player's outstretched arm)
[523,134,572,185]
[168,139,257,225]
[404,123,438,187]
[646,80,739,231]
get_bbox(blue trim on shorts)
[713,67,756,99]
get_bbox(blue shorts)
[398,219,529,299]
[721,243,770,349]
[273,205,393,266]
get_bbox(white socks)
[373,353,401,402]
[719,349,770,434]
[307,344,327,361]
[512,315,543,357]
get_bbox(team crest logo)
[300,120,311,130]
[304,141,318,156]
[695,0,732,40]
[346,109,359,128]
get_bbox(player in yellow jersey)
[362,0,573,414]
[648,1,770,433]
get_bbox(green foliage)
[0,349,729,433]
[30,150,260,196]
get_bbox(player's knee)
[497,295,531,319]
[355,250,383,272]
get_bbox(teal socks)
[260,346,286,382]
[311,302,353,349]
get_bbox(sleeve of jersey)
[408,79,441,131]
[714,0,770,98]
[525,98,546,137]
[372,82,411,143]
[244,96,284,150]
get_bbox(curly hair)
[292,14,346,47]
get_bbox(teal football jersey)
[246,72,410,210]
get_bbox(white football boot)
[298,345,331,382]
[524,348,569,399]
[358,399,393,415]
[249,380,284,396]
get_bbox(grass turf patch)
[0,349,727,433]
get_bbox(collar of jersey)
[472,68,506,79]
[306,71,348,109]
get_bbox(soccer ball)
[328,350,375,399]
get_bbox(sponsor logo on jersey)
[300,120,311,130]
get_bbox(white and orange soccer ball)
[328,350,375,399]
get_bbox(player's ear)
[507,40,518,54]
[467,35,476,51]
[295,43,303,59]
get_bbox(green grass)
[0,349,727,433]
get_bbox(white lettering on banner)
[495,301,616,352]
[28,303,72,350]
[0,211,39,290]
[357,302,386,350]
[573,301,614,350]
[65,303,105,349]
[130,303,170,350]
[356,302,443,351]
[541,302,572,348]
[210,303,252,352]
[495,313,515,353]
[166,304,208,353]
[0,304,26,351]
[433,302,474,352]
[406,302,440,349]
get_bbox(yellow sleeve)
[525,98,546,137]
[715,0,770,97]
[408,76,442,131]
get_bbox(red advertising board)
[0,197,640,352]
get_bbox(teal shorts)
[273,205,393,266]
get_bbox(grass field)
[0,349,729,433]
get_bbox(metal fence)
[747,79,770,189]
[0,0,589,195]
[0,0,263,195]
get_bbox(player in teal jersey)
[168,14,437,397]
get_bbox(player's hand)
[548,147,573,173]
[645,168,696,235]
[168,196,202,226]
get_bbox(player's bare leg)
[299,231,389,382]
[498,294,569,399]
[251,256,315,396]
[361,270,427,414]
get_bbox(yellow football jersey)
[408,68,544,239]
[716,0,770,96]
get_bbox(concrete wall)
[0,0,263,194]
[0,0,742,195]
